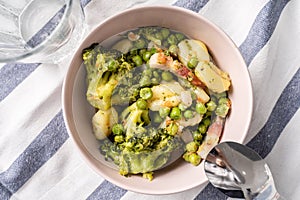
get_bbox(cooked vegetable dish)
[82,26,231,180]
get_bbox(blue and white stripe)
[0,0,299,199]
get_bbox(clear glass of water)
[0,0,85,63]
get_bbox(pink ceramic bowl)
[62,6,253,195]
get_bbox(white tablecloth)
[0,0,299,199]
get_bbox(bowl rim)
[62,5,253,195]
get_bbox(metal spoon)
[204,141,285,200]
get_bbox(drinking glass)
[0,0,85,63]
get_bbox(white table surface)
[0,0,299,199]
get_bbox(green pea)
[161,71,173,82]
[193,131,203,141]
[136,98,147,110]
[139,48,147,56]
[168,44,178,55]
[161,28,170,39]
[143,51,152,61]
[112,123,124,135]
[132,55,143,66]
[184,110,193,119]
[114,135,124,143]
[186,141,198,152]
[215,103,230,118]
[142,68,152,76]
[140,87,153,100]
[175,33,185,41]
[159,107,170,118]
[198,123,207,134]
[155,32,163,41]
[170,107,181,120]
[108,60,119,71]
[218,97,230,105]
[206,100,217,112]
[183,152,190,162]
[167,34,178,45]
[189,153,201,166]
[153,70,160,78]
[203,118,211,127]
[195,102,207,114]
[134,39,146,49]
[187,57,198,69]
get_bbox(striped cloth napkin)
[0,0,299,199]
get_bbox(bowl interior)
[63,6,253,195]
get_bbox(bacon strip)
[149,52,206,89]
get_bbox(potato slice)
[178,39,210,66]
[193,87,210,103]
[112,39,133,53]
[195,61,231,93]
[92,107,118,140]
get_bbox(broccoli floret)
[83,43,122,75]
[121,102,150,138]
[92,72,118,110]
[117,103,184,176]
[99,139,121,165]
[99,101,184,178]
[83,44,131,110]
[118,149,170,176]
[117,134,184,177]
[111,72,141,105]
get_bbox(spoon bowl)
[204,141,283,200]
